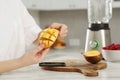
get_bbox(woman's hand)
[20,44,49,65]
[50,23,68,38]
[34,23,68,45]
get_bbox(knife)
[39,60,90,67]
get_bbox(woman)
[0,0,68,74]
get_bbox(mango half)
[39,28,59,48]
[83,50,102,64]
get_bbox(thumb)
[37,48,50,60]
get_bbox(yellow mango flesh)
[84,50,100,57]
[39,28,59,48]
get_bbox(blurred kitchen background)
[22,0,120,49]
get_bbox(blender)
[85,0,113,52]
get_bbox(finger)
[60,29,68,35]
[33,44,44,53]
[50,23,68,38]
[38,48,50,60]
[51,23,68,32]
[64,29,68,33]
[59,33,67,38]
[61,24,67,29]
[51,23,66,31]
[59,30,68,38]
[51,23,61,28]
[59,24,67,33]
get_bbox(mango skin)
[83,50,102,64]
[39,28,59,48]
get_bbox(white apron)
[0,0,41,61]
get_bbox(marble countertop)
[1,47,120,80]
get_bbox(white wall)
[28,8,120,49]
[110,8,120,44]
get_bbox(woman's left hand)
[50,23,68,38]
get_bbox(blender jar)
[88,0,113,24]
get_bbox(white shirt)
[0,0,41,61]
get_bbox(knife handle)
[39,62,66,67]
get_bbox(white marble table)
[1,47,120,80]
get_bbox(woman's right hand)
[0,44,49,74]
[20,44,49,66]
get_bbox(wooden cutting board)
[40,59,107,77]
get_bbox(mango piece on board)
[83,50,102,64]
